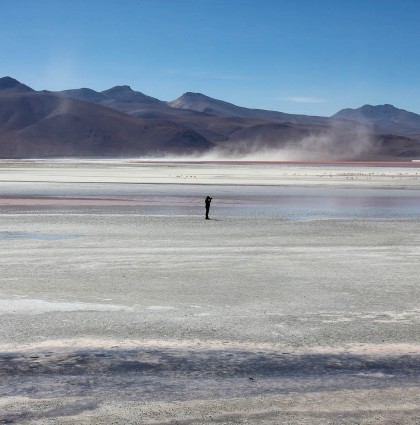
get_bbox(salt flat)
[0,160,419,424]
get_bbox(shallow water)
[224,198,420,221]
[2,185,420,221]
[1,160,420,221]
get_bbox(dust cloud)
[164,121,378,162]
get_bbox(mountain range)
[1,76,420,160]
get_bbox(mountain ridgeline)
[1,76,420,160]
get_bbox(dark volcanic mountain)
[1,76,420,160]
[0,76,34,93]
[0,77,212,158]
[332,104,420,134]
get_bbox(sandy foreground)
[0,160,419,424]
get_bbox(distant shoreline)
[2,158,420,167]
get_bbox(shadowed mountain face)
[1,76,420,160]
[332,104,420,134]
[0,76,34,93]
[167,96,420,160]
[56,85,233,143]
[0,78,212,158]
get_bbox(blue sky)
[2,0,420,116]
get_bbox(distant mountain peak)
[0,76,33,92]
[168,91,326,124]
[183,92,208,98]
[360,103,396,111]
[334,104,411,118]
[112,85,133,91]
[332,103,420,131]
[55,87,104,102]
[100,85,162,104]
[178,92,227,102]
[168,92,238,114]
[0,76,20,89]
[102,85,134,95]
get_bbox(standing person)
[205,196,212,219]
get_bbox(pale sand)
[0,160,419,423]
[1,159,420,187]
[1,388,420,424]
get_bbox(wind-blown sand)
[0,160,419,424]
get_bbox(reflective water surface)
[1,186,420,221]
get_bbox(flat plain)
[0,160,419,424]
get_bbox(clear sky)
[2,0,420,116]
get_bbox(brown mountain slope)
[56,86,336,151]
[57,84,420,160]
[333,104,420,133]
[168,92,329,125]
[0,76,34,93]
[56,85,252,143]
[2,76,420,160]
[0,78,212,158]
